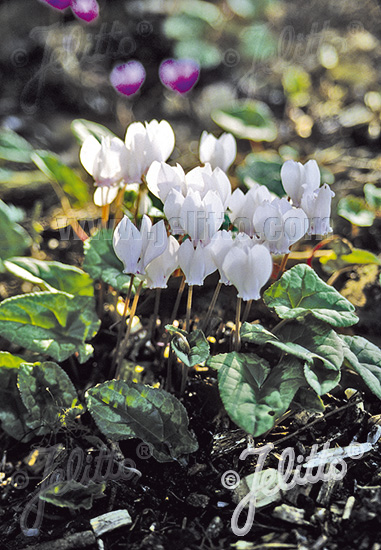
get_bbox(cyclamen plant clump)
[2,114,381,506]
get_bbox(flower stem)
[101,204,110,228]
[150,287,162,341]
[241,299,252,325]
[185,285,193,332]
[277,253,290,278]
[114,185,126,227]
[170,274,186,323]
[115,279,143,380]
[111,275,135,375]
[201,282,222,334]
[234,297,242,352]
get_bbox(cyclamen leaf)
[0,128,33,162]
[71,119,117,145]
[83,228,134,293]
[264,264,358,327]
[32,150,89,206]
[0,352,33,441]
[40,480,106,510]
[241,319,343,394]
[18,361,82,436]
[341,335,381,400]
[207,352,305,436]
[165,325,210,367]
[0,291,100,363]
[0,200,31,265]
[5,257,94,296]
[86,380,198,462]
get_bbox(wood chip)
[90,509,132,537]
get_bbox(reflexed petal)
[244,245,273,300]
[146,236,180,288]
[303,159,321,194]
[218,133,237,171]
[145,120,175,166]
[113,216,142,274]
[178,239,194,282]
[71,0,99,22]
[180,191,203,242]
[228,188,245,223]
[283,207,308,246]
[222,247,248,298]
[281,160,303,205]
[140,219,168,272]
[164,188,185,234]
[80,136,101,177]
[93,186,119,206]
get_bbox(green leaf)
[165,325,210,367]
[240,23,277,61]
[241,319,342,394]
[163,14,206,41]
[0,352,34,441]
[237,154,284,197]
[32,150,89,206]
[0,291,100,363]
[264,264,358,328]
[341,335,381,400]
[293,387,325,412]
[320,239,381,274]
[0,200,31,265]
[207,352,304,435]
[18,361,81,435]
[364,183,381,210]
[71,119,116,145]
[86,380,198,462]
[174,39,221,69]
[83,228,134,293]
[0,128,33,162]
[212,100,277,142]
[338,195,375,227]
[5,257,94,296]
[40,480,106,510]
[282,66,311,107]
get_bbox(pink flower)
[39,0,99,22]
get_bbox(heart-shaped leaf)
[165,325,210,367]
[0,200,31,266]
[18,361,82,435]
[212,100,277,142]
[207,352,305,435]
[341,335,381,400]
[264,264,358,327]
[5,257,94,296]
[86,380,198,462]
[0,128,33,163]
[0,291,100,363]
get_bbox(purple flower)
[110,61,146,97]
[159,59,200,94]
[39,0,99,22]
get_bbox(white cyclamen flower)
[146,161,186,203]
[228,184,274,236]
[113,214,168,275]
[222,244,273,301]
[145,236,180,289]
[281,159,320,207]
[80,135,129,187]
[125,119,175,182]
[206,230,234,285]
[178,239,216,286]
[253,198,308,254]
[199,131,237,172]
[301,184,335,235]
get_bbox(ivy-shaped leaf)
[5,257,94,296]
[264,264,358,327]
[341,335,381,400]
[86,380,198,462]
[18,361,82,436]
[83,228,135,293]
[0,291,100,363]
[0,200,31,267]
[165,325,210,367]
[0,352,33,441]
[241,319,342,394]
[207,352,305,436]
[40,480,106,510]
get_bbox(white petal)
[218,132,237,171]
[283,207,308,246]
[244,245,272,300]
[146,119,175,165]
[228,188,245,223]
[281,160,303,206]
[93,185,119,206]
[303,160,321,194]
[80,136,101,177]
[178,239,194,282]
[180,191,203,242]
[222,247,248,297]
[145,235,179,288]
[113,216,142,274]
[210,167,232,208]
[164,188,185,234]
[140,219,168,271]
